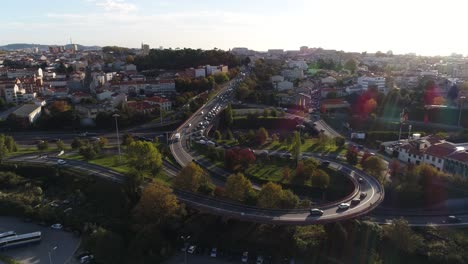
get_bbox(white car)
[57,159,66,165]
[51,223,63,229]
[210,248,217,257]
[187,245,196,254]
[80,255,94,264]
[256,256,264,264]
[241,251,248,263]
[338,203,350,210]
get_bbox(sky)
[1,0,467,56]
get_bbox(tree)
[263,108,269,118]
[126,141,163,173]
[173,162,208,192]
[344,59,357,73]
[360,152,372,166]
[293,225,327,254]
[213,72,229,84]
[37,140,49,152]
[257,182,284,209]
[0,136,8,162]
[225,129,234,140]
[346,147,358,165]
[50,100,71,113]
[334,136,345,147]
[271,133,279,142]
[362,156,386,183]
[84,227,125,264]
[225,173,252,201]
[56,140,65,151]
[122,133,135,146]
[270,108,277,117]
[224,103,233,127]
[214,130,222,141]
[389,159,401,179]
[133,181,180,226]
[98,137,108,148]
[256,127,269,145]
[79,145,98,160]
[4,136,18,153]
[313,169,330,189]
[291,131,302,162]
[279,189,299,209]
[382,218,423,253]
[282,167,291,182]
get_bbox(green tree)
[174,162,209,192]
[71,138,85,150]
[4,136,18,152]
[344,59,357,73]
[382,218,423,253]
[214,130,222,141]
[0,135,9,162]
[270,108,277,117]
[79,145,98,160]
[225,173,252,201]
[313,169,330,189]
[56,140,65,151]
[263,108,269,118]
[224,103,233,127]
[225,129,234,140]
[362,156,386,183]
[257,182,284,209]
[291,131,302,162]
[122,133,135,146]
[37,140,49,152]
[346,147,358,165]
[279,189,299,208]
[213,72,229,84]
[256,127,269,145]
[334,136,345,147]
[126,141,163,173]
[98,137,109,148]
[84,227,125,264]
[293,225,327,254]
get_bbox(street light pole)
[181,235,190,264]
[48,246,57,264]
[113,114,122,160]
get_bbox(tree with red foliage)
[361,152,372,166]
[225,148,256,171]
[389,159,401,179]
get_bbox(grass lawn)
[0,255,21,264]
[264,138,346,155]
[245,162,287,182]
[6,148,39,157]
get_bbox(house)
[444,151,468,178]
[321,76,337,85]
[320,99,351,112]
[11,104,42,124]
[75,103,115,119]
[185,68,206,78]
[270,75,284,83]
[111,80,176,95]
[276,81,294,91]
[423,142,457,171]
[96,90,113,101]
[145,96,172,111]
[358,76,387,93]
[126,101,159,114]
[281,68,304,81]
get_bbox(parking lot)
[0,217,80,264]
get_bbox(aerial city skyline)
[2,0,468,56]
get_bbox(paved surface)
[0,217,80,264]
[163,253,234,264]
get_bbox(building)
[281,68,304,81]
[145,96,172,111]
[321,76,337,85]
[111,80,176,95]
[276,81,294,91]
[141,43,150,56]
[320,99,351,112]
[12,104,42,124]
[357,76,387,93]
[287,60,308,70]
[185,68,206,78]
[444,151,468,178]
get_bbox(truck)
[174,133,181,141]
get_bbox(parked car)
[80,255,94,264]
[187,245,196,254]
[358,177,364,183]
[360,192,367,199]
[256,255,264,264]
[210,248,217,257]
[57,159,66,165]
[51,223,63,229]
[447,215,461,223]
[241,251,249,263]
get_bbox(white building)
[287,60,308,70]
[281,68,304,81]
[111,80,176,95]
[321,76,337,85]
[12,104,42,124]
[357,76,387,93]
[270,75,285,83]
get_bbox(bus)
[0,232,41,249]
[0,231,16,240]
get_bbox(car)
[360,192,367,198]
[309,208,324,216]
[51,223,63,229]
[321,161,330,167]
[358,177,364,183]
[338,203,350,210]
[80,255,94,264]
[57,159,66,165]
[351,198,361,205]
[210,248,217,257]
[256,255,264,264]
[241,251,248,263]
[320,129,325,133]
[447,215,461,223]
[187,245,196,254]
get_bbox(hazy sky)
[1,0,466,56]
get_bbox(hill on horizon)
[0,43,101,51]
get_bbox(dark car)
[446,215,461,223]
[309,208,324,216]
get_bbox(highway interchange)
[4,70,468,227]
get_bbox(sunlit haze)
[1,0,468,55]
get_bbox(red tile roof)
[447,151,468,163]
[425,143,456,158]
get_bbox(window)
[432,157,435,162]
